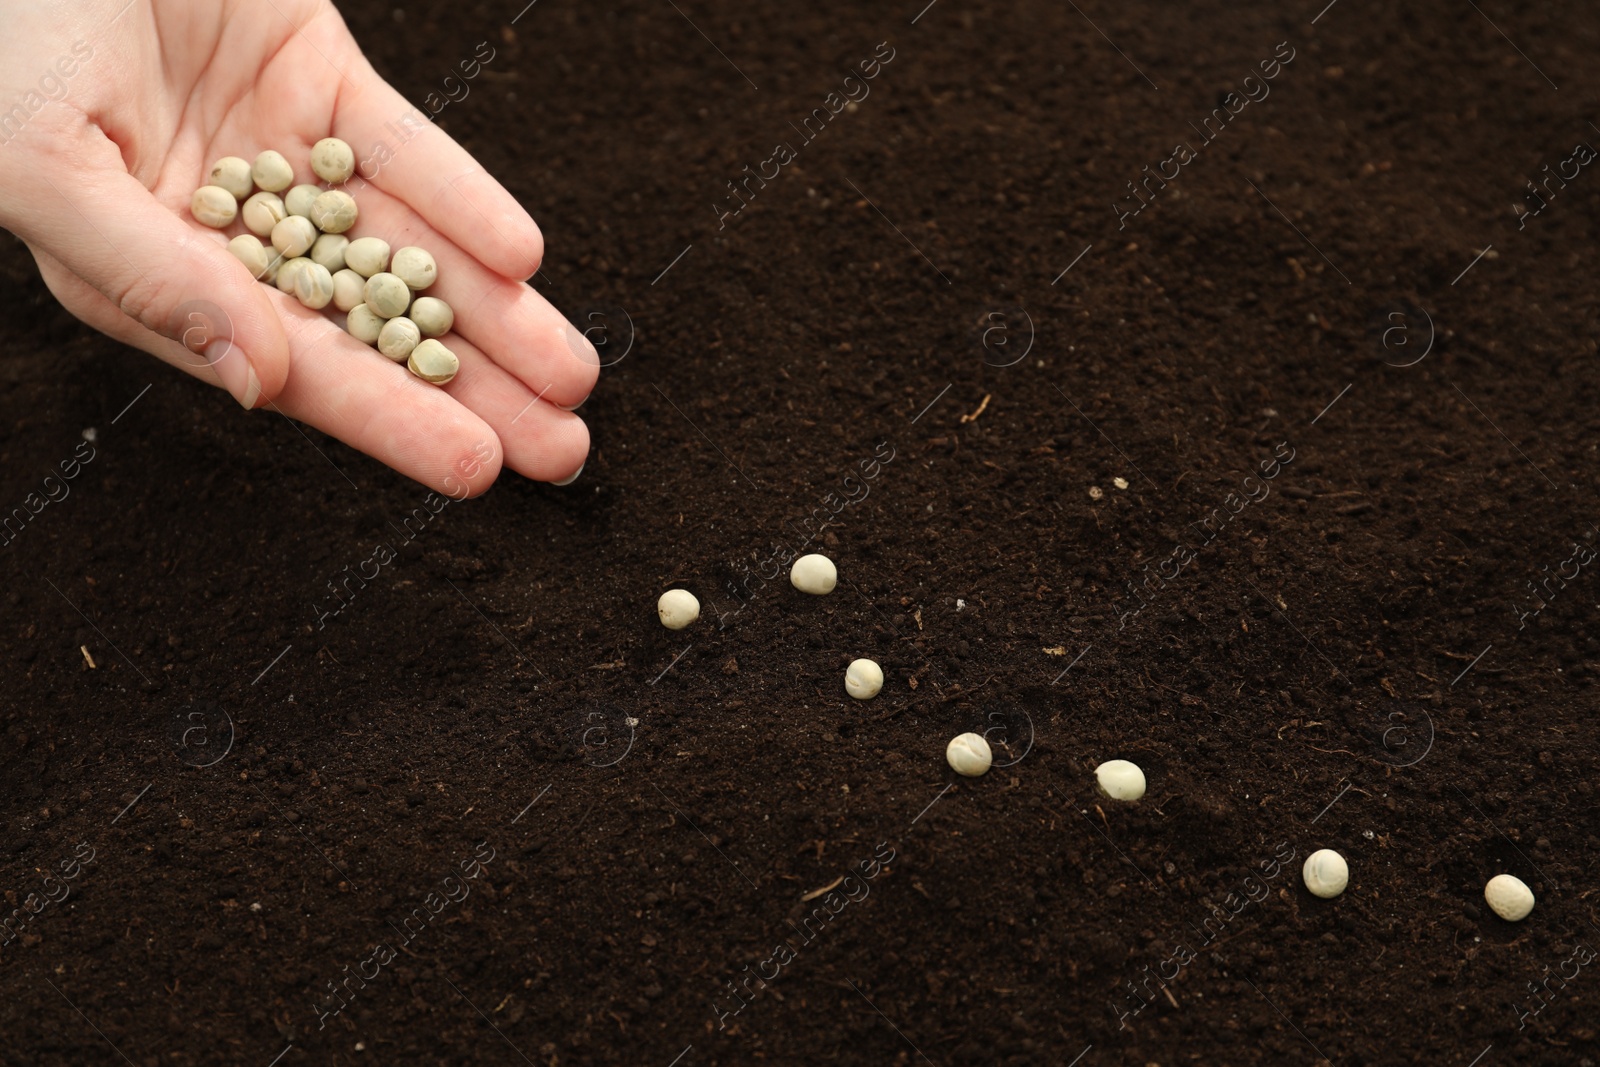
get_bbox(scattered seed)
[1302,849,1349,899]
[845,658,882,699]
[657,588,699,630]
[790,553,837,595]
[946,732,992,776]
[275,257,312,295]
[1113,476,1129,490]
[1094,759,1146,801]
[1484,873,1534,921]
[251,150,295,193]
[293,262,335,310]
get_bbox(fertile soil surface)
[5,1,1600,1064]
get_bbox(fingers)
[332,63,544,282]
[4,117,291,409]
[339,183,600,409]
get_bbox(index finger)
[333,64,544,282]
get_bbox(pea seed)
[191,186,237,228]
[790,553,837,594]
[347,304,384,345]
[845,658,883,699]
[657,589,699,630]
[378,316,421,360]
[208,156,254,200]
[390,246,437,291]
[271,215,318,258]
[1301,849,1348,899]
[1485,874,1534,921]
[259,253,286,285]
[344,237,390,278]
[945,732,992,777]
[241,192,286,237]
[408,296,454,338]
[407,339,459,385]
[285,184,322,219]
[251,150,295,193]
[310,233,349,273]
[363,273,411,318]
[310,189,358,234]
[227,234,270,279]
[1094,759,1146,801]
[292,262,334,310]
[311,137,356,184]
[331,269,367,312]
[275,257,312,295]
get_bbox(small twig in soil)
[960,394,991,423]
[80,645,96,669]
[802,875,845,901]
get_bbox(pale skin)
[0,0,596,497]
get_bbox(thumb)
[14,162,291,409]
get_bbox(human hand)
[0,0,595,496]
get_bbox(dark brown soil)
[5,0,1600,1064]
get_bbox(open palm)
[0,0,595,496]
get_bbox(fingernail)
[205,338,260,410]
[553,462,584,487]
[560,394,590,412]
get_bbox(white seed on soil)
[271,215,318,258]
[1302,849,1349,899]
[275,257,311,295]
[1484,874,1535,921]
[1094,759,1147,801]
[309,189,358,234]
[946,732,992,777]
[363,273,411,318]
[310,137,355,184]
[408,296,454,338]
[657,588,700,630]
[378,316,421,360]
[294,262,335,310]
[227,234,270,279]
[285,184,322,219]
[390,246,437,291]
[347,303,384,345]
[790,553,837,595]
[331,269,367,312]
[344,237,390,278]
[241,192,287,237]
[208,156,254,200]
[251,150,295,193]
[407,339,459,385]
[191,186,237,228]
[310,233,349,273]
[844,658,883,699]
